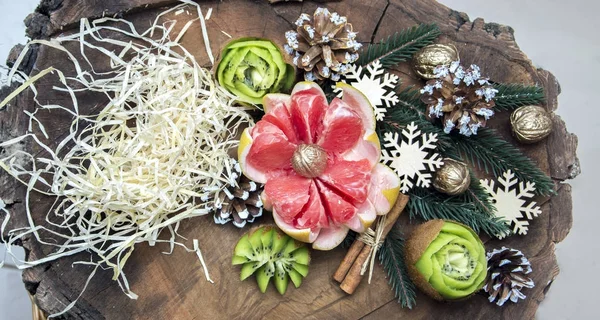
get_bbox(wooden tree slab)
[0,0,579,319]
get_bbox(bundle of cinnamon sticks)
[333,193,410,294]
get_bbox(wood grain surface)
[0,0,579,319]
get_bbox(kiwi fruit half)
[405,219,488,301]
[233,225,311,294]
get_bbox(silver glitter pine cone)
[214,160,264,228]
[483,247,535,306]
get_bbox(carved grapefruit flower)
[238,82,400,250]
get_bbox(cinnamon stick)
[339,193,410,294]
[333,239,365,282]
[381,193,410,236]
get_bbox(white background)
[0,0,597,319]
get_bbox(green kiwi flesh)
[232,226,310,294]
[288,268,303,288]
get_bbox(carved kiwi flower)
[216,38,295,105]
[405,219,488,300]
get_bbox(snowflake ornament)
[333,60,399,121]
[480,170,542,238]
[380,122,444,193]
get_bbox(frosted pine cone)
[214,160,264,228]
[284,7,361,81]
[420,62,498,136]
[483,247,534,306]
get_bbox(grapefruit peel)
[239,81,400,250]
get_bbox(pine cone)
[483,247,534,306]
[284,7,361,82]
[420,62,498,136]
[214,160,264,228]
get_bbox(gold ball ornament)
[433,158,471,195]
[413,44,460,79]
[510,105,553,144]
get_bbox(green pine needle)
[463,169,497,215]
[379,85,554,196]
[493,83,545,112]
[452,128,555,195]
[408,187,511,237]
[394,86,426,113]
[357,23,441,68]
[378,228,416,309]
[379,87,455,153]
[341,231,357,248]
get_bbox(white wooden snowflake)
[333,60,399,121]
[480,170,542,238]
[380,122,443,193]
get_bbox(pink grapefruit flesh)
[289,87,326,143]
[316,98,363,155]
[295,182,328,229]
[264,172,312,224]
[239,81,399,250]
[261,107,299,144]
[318,159,371,205]
[315,180,357,225]
[336,82,376,131]
[274,210,320,243]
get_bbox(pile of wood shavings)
[0,2,251,315]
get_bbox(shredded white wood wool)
[0,2,248,316]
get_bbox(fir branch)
[452,128,555,195]
[379,87,455,153]
[493,83,545,112]
[341,231,357,248]
[463,171,497,215]
[383,87,554,195]
[394,86,426,114]
[408,187,510,237]
[322,79,338,103]
[357,24,441,68]
[379,228,416,309]
[433,163,498,216]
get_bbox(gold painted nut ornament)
[413,43,459,79]
[291,144,328,178]
[510,105,553,144]
[433,158,470,195]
